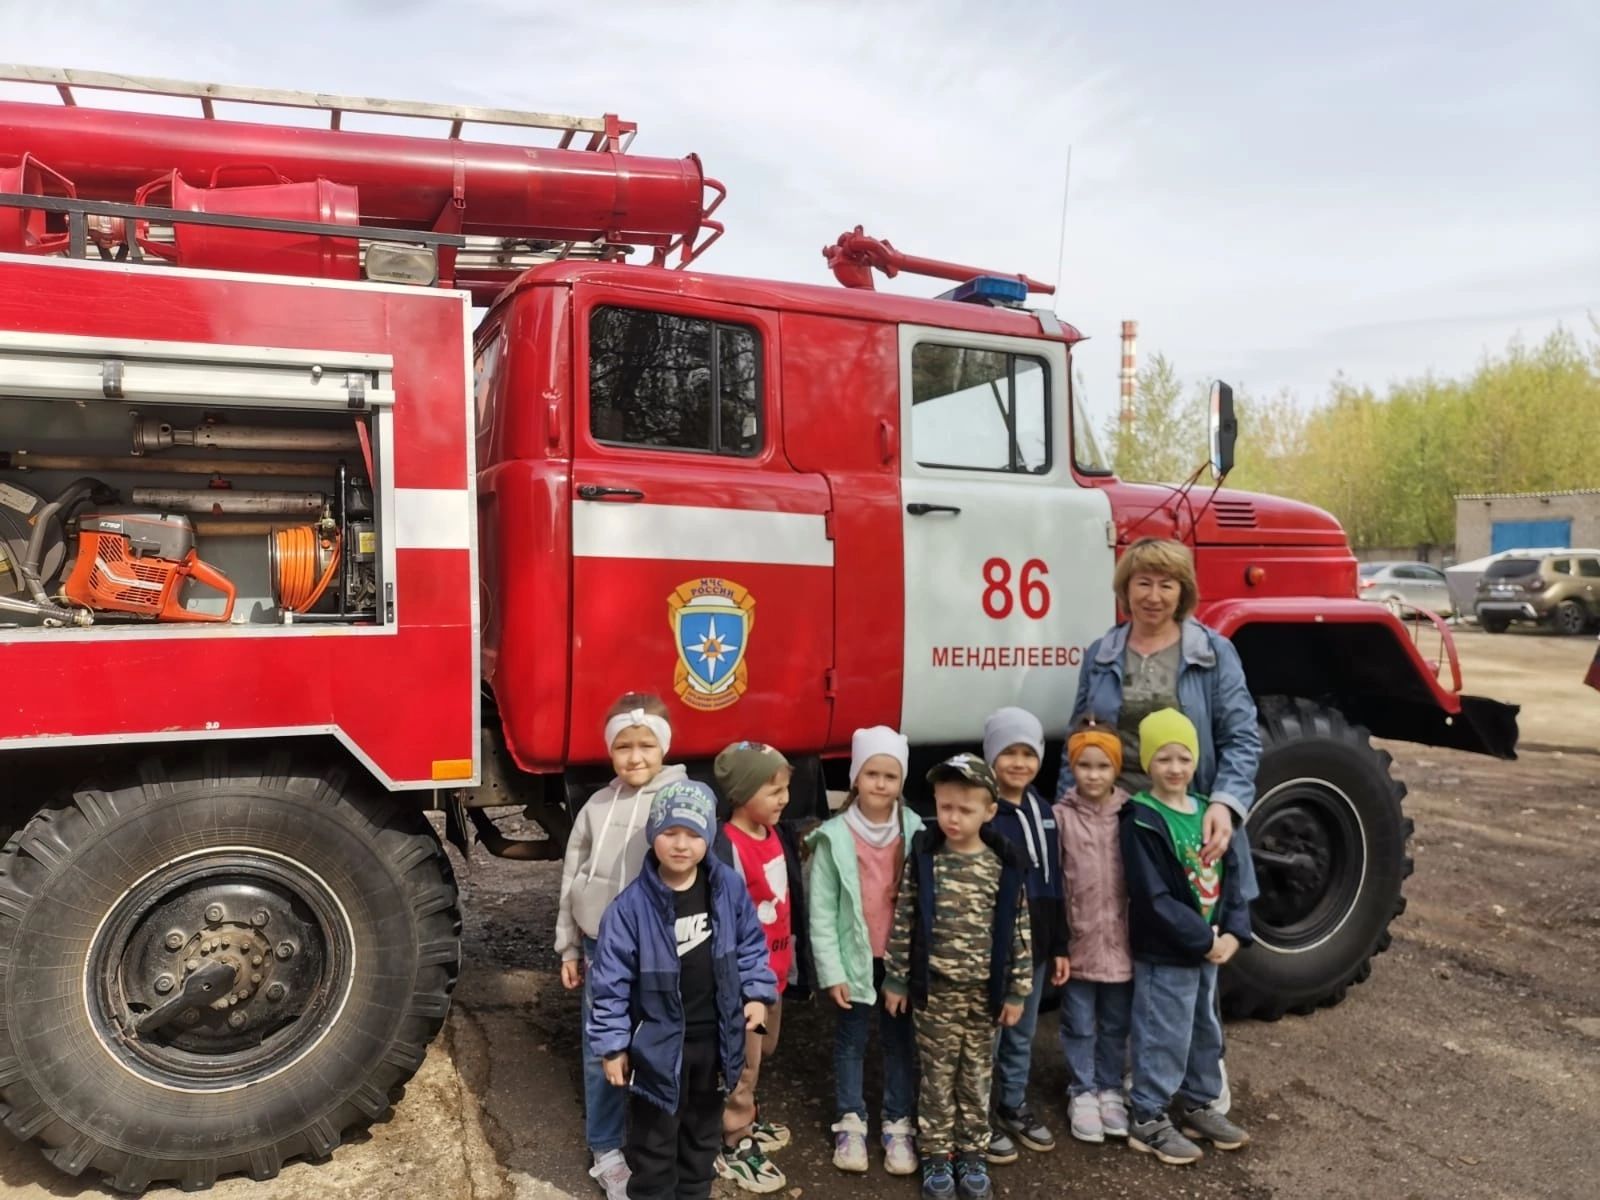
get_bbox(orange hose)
[273,525,341,612]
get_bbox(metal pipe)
[130,488,325,515]
[1,450,336,478]
[192,520,290,537]
[132,418,359,455]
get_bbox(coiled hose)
[272,526,341,613]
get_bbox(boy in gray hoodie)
[555,693,688,1199]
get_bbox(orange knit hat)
[1067,721,1124,776]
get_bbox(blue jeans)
[834,960,916,1124]
[992,958,1048,1110]
[1059,978,1133,1097]
[581,936,626,1155]
[1128,959,1224,1122]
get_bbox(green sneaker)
[716,1137,786,1193]
[750,1116,791,1152]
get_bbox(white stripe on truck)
[573,502,833,567]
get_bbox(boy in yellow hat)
[1118,708,1254,1167]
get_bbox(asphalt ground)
[1,625,1595,1199]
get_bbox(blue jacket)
[1055,618,1262,820]
[1119,795,1254,966]
[586,852,778,1113]
[986,785,1068,964]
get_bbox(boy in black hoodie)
[1119,709,1253,1166]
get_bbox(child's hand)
[883,990,908,1017]
[826,984,852,1010]
[560,959,584,990]
[744,1001,768,1031]
[1050,956,1071,987]
[603,1052,629,1087]
[997,1001,1024,1027]
[1206,932,1240,964]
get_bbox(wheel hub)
[89,851,351,1089]
[1248,781,1366,951]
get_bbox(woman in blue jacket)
[1056,537,1260,894]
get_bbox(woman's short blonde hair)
[1113,537,1199,623]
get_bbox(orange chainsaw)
[63,510,236,623]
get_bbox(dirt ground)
[0,628,1594,1199]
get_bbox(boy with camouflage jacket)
[884,754,1033,1200]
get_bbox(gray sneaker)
[993,1101,1055,1152]
[983,1129,1017,1165]
[1179,1104,1250,1151]
[1129,1115,1203,1165]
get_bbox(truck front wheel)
[0,751,460,1193]
[1223,698,1412,1020]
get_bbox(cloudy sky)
[5,1,1595,432]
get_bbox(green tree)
[1104,353,1205,482]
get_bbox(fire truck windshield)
[1072,388,1112,475]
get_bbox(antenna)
[1052,146,1072,314]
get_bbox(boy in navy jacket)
[589,780,778,1199]
[1119,709,1254,1167]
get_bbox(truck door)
[567,291,834,763]
[899,325,1114,743]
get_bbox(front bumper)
[1475,600,1541,620]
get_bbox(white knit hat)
[983,706,1045,767]
[850,725,909,786]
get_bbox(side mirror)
[1208,381,1237,479]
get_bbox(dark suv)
[1475,552,1600,634]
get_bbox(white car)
[1357,561,1454,617]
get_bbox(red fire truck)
[0,67,1516,1191]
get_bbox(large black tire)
[1478,613,1511,633]
[1223,698,1412,1020]
[0,750,460,1192]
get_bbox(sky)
[4,0,1596,434]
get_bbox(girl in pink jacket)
[1053,717,1134,1145]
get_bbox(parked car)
[1474,551,1600,635]
[1358,561,1454,617]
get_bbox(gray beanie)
[982,706,1045,767]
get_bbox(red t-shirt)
[724,822,793,994]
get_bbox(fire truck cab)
[0,66,1516,1193]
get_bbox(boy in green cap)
[884,753,1032,1200]
[1119,708,1254,1166]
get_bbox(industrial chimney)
[1119,320,1138,427]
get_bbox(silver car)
[1358,561,1454,617]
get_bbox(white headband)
[604,708,672,756]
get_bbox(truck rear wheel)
[0,751,460,1193]
[1223,698,1412,1020]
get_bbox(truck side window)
[1578,558,1600,578]
[588,306,762,456]
[910,343,1050,474]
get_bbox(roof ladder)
[0,64,636,152]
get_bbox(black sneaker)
[920,1153,957,1199]
[983,1129,1018,1164]
[954,1151,992,1199]
[994,1101,1056,1152]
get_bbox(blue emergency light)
[938,275,1031,307]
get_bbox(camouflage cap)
[925,752,1000,802]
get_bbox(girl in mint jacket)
[805,727,924,1176]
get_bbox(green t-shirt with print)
[1133,792,1223,921]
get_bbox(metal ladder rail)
[0,64,636,152]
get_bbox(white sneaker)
[1098,1089,1130,1139]
[588,1148,630,1200]
[831,1112,869,1173]
[881,1116,918,1175]
[1068,1092,1104,1143]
